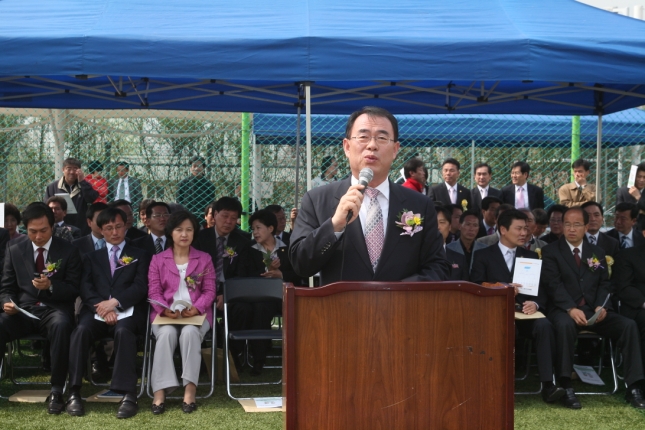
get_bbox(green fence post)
[571,115,580,182]
[241,113,251,231]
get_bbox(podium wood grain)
[283,281,514,429]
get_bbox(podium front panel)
[284,282,514,430]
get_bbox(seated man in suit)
[66,207,151,418]
[478,196,502,237]
[47,196,82,240]
[558,159,596,208]
[501,161,545,210]
[0,202,82,414]
[616,162,645,206]
[446,210,486,270]
[471,209,564,403]
[265,204,292,246]
[542,207,645,409]
[615,217,645,373]
[132,201,170,255]
[581,202,619,258]
[471,162,502,213]
[109,199,147,241]
[428,158,472,211]
[540,205,567,244]
[606,202,645,249]
[72,202,109,255]
[476,203,515,247]
[518,208,547,252]
[435,205,468,281]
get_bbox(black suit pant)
[0,307,73,388]
[516,318,556,383]
[69,309,143,393]
[621,307,645,374]
[227,301,282,365]
[549,309,645,386]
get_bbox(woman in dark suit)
[148,211,216,414]
[235,209,300,375]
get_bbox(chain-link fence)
[1,107,644,230]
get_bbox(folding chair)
[223,277,283,400]
[574,331,619,395]
[145,302,217,399]
[6,334,51,387]
[514,339,544,395]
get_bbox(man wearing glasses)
[132,202,171,255]
[541,207,645,410]
[290,106,449,285]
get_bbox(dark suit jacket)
[277,231,291,246]
[584,232,619,259]
[236,242,301,285]
[445,247,469,281]
[0,236,82,315]
[72,234,99,256]
[471,244,546,309]
[427,182,472,210]
[615,244,645,316]
[471,186,502,213]
[0,228,9,279]
[59,222,82,240]
[108,176,143,210]
[126,227,147,241]
[605,227,645,248]
[541,237,612,314]
[540,232,561,244]
[500,183,545,210]
[44,178,99,234]
[132,234,168,256]
[616,186,640,206]
[80,243,151,315]
[195,227,252,281]
[290,178,450,285]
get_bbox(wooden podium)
[283,281,514,429]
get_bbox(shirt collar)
[621,229,633,241]
[151,233,166,245]
[32,237,53,253]
[498,240,516,256]
[566,240,583,255]
[57,221,65,226]
[515,184,525,191]
[351,176,390,201]
[574,181,583,188]
[106,240,126,252]
[444,182,457,192]
[586,232,597,241]
[252,237,286,253]
[483,220,494,231]
[214,229,230,241]
[478,185,489,193]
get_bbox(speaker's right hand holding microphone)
[332,184,366,231]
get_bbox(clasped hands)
[568,306,606,326]
[162,306,200,319]
[95,298,120,326]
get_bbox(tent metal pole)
[241,113,251,230]
[596,114,602,205]
[470,139,475,189]
[571,116,580,182]
[252,134,261,210]
[294,100,301,210]
[306,84,312,191]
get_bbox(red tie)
[35,248,45,274]
[573,248,581,268]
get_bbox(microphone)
[346,168,374,223]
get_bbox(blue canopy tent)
[1,0,645,202]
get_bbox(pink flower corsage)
[395,210,424,237]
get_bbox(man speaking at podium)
[290,107,449,284]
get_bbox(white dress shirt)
[117,177,131,201]
[478,185,489,199]
[515,184,530,209]
[172,262,192,312]
[498,242,516,273]
[566,240,583,256]
[445,182,458,204]
[619,230,633,248]
[32,237,53,264]
[351,176,390,237]
[106,240,126,260]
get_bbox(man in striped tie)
[290,106,450,285]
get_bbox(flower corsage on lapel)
[116,254,138,270]
[43,259,62,277]
[605,255,614,278]
[535,248,542,259]
[186,269,211,291]
[395,210,423,237]
[461,199,468,211]
[223,246,238,263]
[587,254,604,272]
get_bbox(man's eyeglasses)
[350,135,394,145]
[151,213,171,219]
[563,223,585,229]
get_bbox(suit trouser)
[68,310,143,394]
[549,309,645,386]
[0,307,73,389]
[516,318,556,382]
[621,308,645,373]
[227,301,281,364]
[150,321,210,393]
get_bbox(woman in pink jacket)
[147,210,216,415]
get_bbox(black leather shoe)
[116,394,138,419]
[65,392,85,417]
[151,403,165,415]
[541,385,565,403]
[625,388,645,409]
[182,402,197,413]
[250,361,265,376]
[560,388,582,409]
[46,392,65,415]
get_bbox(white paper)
[627,165,639,188]
[587,294,611,326]
[148,298,171,310]
[512,258,542,296]
[254,397,283,408]
[54,193,77,214]
[94,306,134,322]
[10,299,40,320]
[148,298,193,314]
[0,202,4,227]
[573,365,605,385]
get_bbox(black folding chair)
[223,277,283,400]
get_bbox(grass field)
[1,343,644,429]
